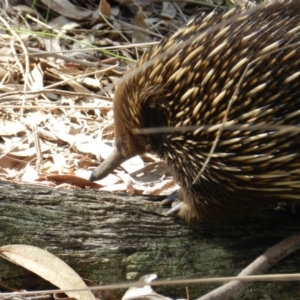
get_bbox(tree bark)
[1,180,300,299]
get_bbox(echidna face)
[89,81,152,182]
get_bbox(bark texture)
[1,180,300,299]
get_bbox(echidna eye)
[149,102,156,109]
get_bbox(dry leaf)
[30,63,44,91]
[122,274,172,300]
[0,154,19,170]
[72,135,98,154]
[0,245,96,300]
[99,0,111,17]
[22,165,39,181]
[49,16,80,30]
[40,0,93,20]
[133,9,150,43]
[0,118,26,135]
[160,2,177,19]
[36,174,102,188]
[10,144,51,157]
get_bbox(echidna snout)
[89,148,129,181]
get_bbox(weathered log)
[1,180,300,299]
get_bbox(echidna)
[90,1,300,222]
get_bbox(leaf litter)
[1,0,217,194]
